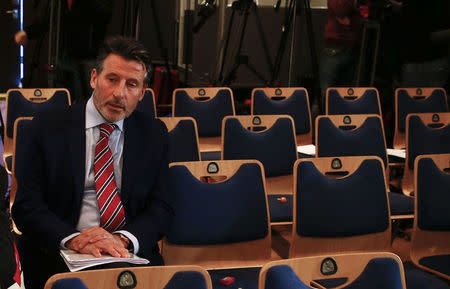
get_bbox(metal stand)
[356,20,380,86]
[215,0,273,86]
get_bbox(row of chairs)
[45,252,407,289]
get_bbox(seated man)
[12,36,173,289]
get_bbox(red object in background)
[220,276,235,286]
[360,4,370,19]
[152,66,179,105]
[278,197,287,203]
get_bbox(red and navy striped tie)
[94,123,125,232]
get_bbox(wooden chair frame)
[162,160,276,269]
[221,115,297,196]
[402,112,450,196]
[325,87,382,115]
[158,116,201,161]
[410,154,450,280]
[394,87,448,149]
[259,252,406,289]
[289,156,392,258]
[3,88,71,174]
[250,87,312,145]
[44,265,213,289]
[172,87,235,152]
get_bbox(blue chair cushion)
[168,163,269,245]
[6,91,69,138]
[296,159,389,237]
[397,89,448,133]
[51,278,88,289]
[419,255,450,277]
[267,195,293,222]
[317,116,388,166]
[403,262,450,289]
[265,265,311,289]
[5,156,12,172]
[209,267,261,289]
[416,158,450,231]
[136,90,156,118]
[167,119,200,163]
[223,118,297,177]
[388,192,414,216]
[253,89,311,135]
[327,89,380,115]
[407,116,450,169]
[174,89,234,137]
[163,271,208,289]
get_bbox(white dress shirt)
[61,97,139,254]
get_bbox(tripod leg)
[246,62,269,84]
[216,8,237,85]
[253,5,274,73]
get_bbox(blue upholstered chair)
[290,156,392,258]
[222,115,298,224]
[394,87,448,149]
[326,87,382,115]
[163,160,272,268]
[402,113,450,195]
[172,87,235,154]
[159,117,201,163]
[315,114,414,218]
[251,87,312,145]
[44,266,212,289]
[136,88,157,118]
[3,88,71,174]
[410,154,450,280]
[259,252,406,289]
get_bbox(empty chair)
[326,87,382,115]
[3,88,71,174]
[44,265,212,289]
[410,154,450,280]
[162,160,272,268]
[172,87,235,153]
[315,114,414,218]
[394,87,448,149]
[136,88,157,118]
[402,112,450,195]
[290,156,391,258]
[259,252,406,289]
[159,117,200,163]
[251,87,312,145]
[222,115,297,224]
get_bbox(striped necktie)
[94,123,125,232]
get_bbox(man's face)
[90,53,146,123]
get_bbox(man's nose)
[113,81,127,98]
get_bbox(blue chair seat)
[208,267,261,289]
[419,255,450,277]
[5,156,12,172]
[403,262,450,289]
[267,195,293,222]
[388,192,414,215]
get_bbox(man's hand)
[66,226,130,258]
[14,30,28,46]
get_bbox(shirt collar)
[85,96,124,131]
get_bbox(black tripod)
[215,0,273,86]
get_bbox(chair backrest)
[136,88,157,118]
[222,115,297,177]
[4,88,71,163]
[172,87,235,137]
[326,87,382,115]
[44,265,213,289]
[251,87,312,145]
[163,160,271,268]
[290,156,391,258]
[402,113,450,195]
[394,87,448,149]
[159,117,201,162]
[411,154,450,280]
[259,252,406,289]
[316,114,388,168]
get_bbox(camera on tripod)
[193,0,216,33]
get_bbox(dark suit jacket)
[12,101,172,287]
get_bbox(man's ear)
[139,85,147,101]
[90,68,98,89]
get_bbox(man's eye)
[108,78,116,82]
[128,82,137,87]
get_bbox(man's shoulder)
[126,110,167,134]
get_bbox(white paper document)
[60,249,149,272]
[297,144,316,156]
[387,148,406,159]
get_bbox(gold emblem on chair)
[321,257,338,275]
[117,271,137,289]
